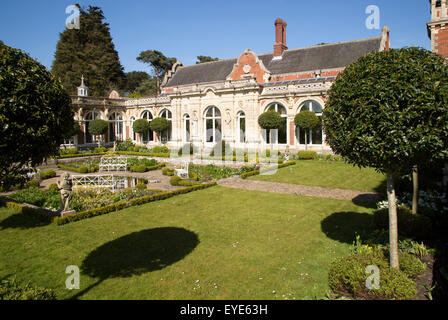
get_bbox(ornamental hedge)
[241,160,296,179]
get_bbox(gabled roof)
[164,36,382,88]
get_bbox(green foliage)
[240,161,296,179]
[136,50,176,95]
[135,182,147,190]
[39,170,56,180]
[150,146,170,154]
[63,122,81,139]
[132,119,150,134]
[169,175,200,186]
[116,138,135,151]
[298,151,318,160]
[373,206,432,240]
[162,167,175,176]
[0,42,74,189]
[0,277,56,300]
[125,71,150,93]
[149,117,169,133]
[294,111,320,130]
[87,119,108,136]
[59,147,79,155]
[130,165,147,173]
[94,147,107,153]
[323,47,448,173]
[196,56,219,64]
[258,111,283,130]
[328,250,422,300]
[51,5,125,96]
[24,179,40,189]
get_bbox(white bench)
[175,162,190,179]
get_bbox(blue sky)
[0,0,432,74]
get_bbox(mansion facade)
[70,17,404,154]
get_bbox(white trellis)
[99,157,128,172]
[71,175,128,192]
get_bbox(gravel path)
[217,176,382,203]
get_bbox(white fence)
[71,175,128,192]
[99,157,128,172]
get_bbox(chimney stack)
[274,18,288,58]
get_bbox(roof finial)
[81,74,85,87]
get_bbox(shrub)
[150,117,169,133]
[133,145,143,152]
[116,138,135,152]
[130,165,147,173]
[10,186,46,207]
[94,147,107,153]
[0,278,56,300]
[373,206,432,239]
[39,170,56,180]
[170,176,182,186]
[88,119,108,136]
[169,175,200,186]
[132,119,150,134]
[135,182,147,190]
[60,147,78,155]
[24,179,40,189]
[151,146,170,154]
[298,151,318,160]
[258,111,283,129]
[78,166,88,174]
[162,168,175,176]
[328,250,419,300]
[48,183,59,193]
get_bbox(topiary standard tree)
[88,119,108,147]
[294,111,320,151]
[258,111,283,146]
[0,43,74,189]
[150,117,169,141]
[132,118,150,142]
[323,47,448,270]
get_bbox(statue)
[285,145,290,162]
[57,173,75,216]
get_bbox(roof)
[164,36,382,88]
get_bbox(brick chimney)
[274,18,288,58]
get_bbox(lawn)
[250,160,386,192]
[0,186,375,300]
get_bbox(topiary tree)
[0,43,74,189]
[150,117,169,141]
[323,47,448,270]
[88,119,108,147]
[294,111,320,150]
[132,118,150,142]
[258,111,283,147]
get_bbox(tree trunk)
[387,171,400,269]
[155,69,160,97]
[412,165,419,214]
[304,131,308,151]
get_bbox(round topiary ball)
[88,119,108,136]
[132,119,150,134]
[258,111,283,130]
[150,117,169,133]
[294,111,320,130]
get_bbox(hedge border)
[0,197,57,223]
[54,152,106,159]
[116,151,172,158]
[200,155,284,164]
[53,182,217,225]
[241,160,296,179]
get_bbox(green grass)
[0,186,374,300]
[249,160,386,192]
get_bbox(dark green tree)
[258,111,283,130]
[52,5,125,96]
[135,77,157,96]
[136,50,176,96]
[150,117,169,133]
[0,43,74,188]
[196,55,219,64]
[125,71,150,93]
[323,47,448,269]
[132,119,150,141]
[88,119,108,146]
[294,111,320,150]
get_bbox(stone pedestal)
[60,210,76,217]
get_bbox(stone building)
[428,0,448,59]
[70,18,392,154]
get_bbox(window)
[141,111,153,143]
[108,112,123,142]
[130,117,136,141]
[264,103,287,144]
[204,106,222,144]
[238,111,246,143]
[84,111,101,143]
[184,114,191,142]
[159,109,172,142]
[296,100,323,146]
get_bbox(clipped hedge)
[54,182,217,225]
[162,167,175,176]
[39,169,56,180]
[0,198,56,223]
[169,175,201,187]
[129,163,166,173]
[373,206,432,240]
[241,161,296,179]
[298,151,318,160]
[116,151,172,158]
[328,250,424,300]
[54,152,106,159]
[57,164,98,174]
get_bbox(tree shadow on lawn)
[70,227,199,299]
[0,213,50,230]
[321,211,374,244]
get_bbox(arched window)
[238,111,246,143]
[296,100,323,146]
[108,112,123,142]
[84,111,101,144]
[183,114,191,142]
[264,102,287,144]
[141,110,153,143]
[130,117,136,141]
[204,106,221,144]
[159,109,172,142]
